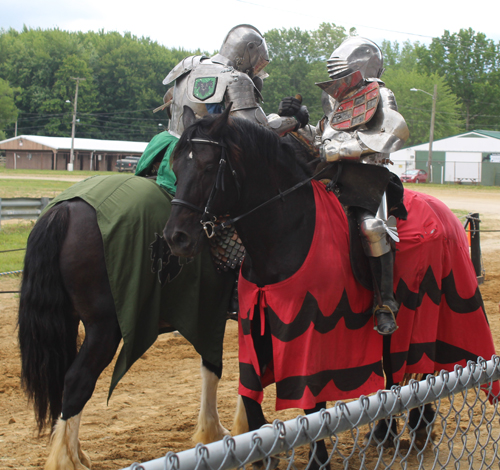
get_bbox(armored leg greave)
[357,195,399,335]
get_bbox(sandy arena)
[0,186,499,469]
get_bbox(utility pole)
[68,77,85,171]
[427,84,438,183]
[410,85,438,183]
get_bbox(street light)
[67,77,85,171]
[410,85,437,182]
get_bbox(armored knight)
[139,25,309,193]
[315,36,409,335]
[159,24,306,138]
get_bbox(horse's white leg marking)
[44,413,91,470]
[192,361,230,444]
[232,395,249,436]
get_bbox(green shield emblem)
[193,77,217,101]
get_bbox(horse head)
[165,105,241,258]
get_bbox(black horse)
[18,174,234,470]
[164,107,497,468]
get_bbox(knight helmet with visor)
[211,24,269,78]
[317,36,384,102]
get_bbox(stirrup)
[373,304,398,335]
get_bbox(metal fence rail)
[0,197,51,229]
[121,356,500,470]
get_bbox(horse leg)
[45,320,121,470]
[45,412,89,470]
[241,396,279,470]
[240,306,278,469]
[192,359,230,443]
[365,336,398,447]
[305,402,330,470]
[408,374,436,447]
[408,403,436,447]
[45,201,122,470]
[232,395,249,435]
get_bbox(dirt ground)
[1,186,499,470]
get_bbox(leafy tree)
[0,78,18,140]
[416,28,500,131]
[262,23,352,124]
[383,69,462,146]
[0,27,190,141]
[381,40,421,73]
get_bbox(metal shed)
[391,130,500,185]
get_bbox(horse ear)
[208,102,233,138]
[182,106,197,129]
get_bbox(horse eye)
[204,164,215,173]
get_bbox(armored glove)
[278,96,302,116]
[278,95,309,129]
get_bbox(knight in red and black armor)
[312,37,409,335]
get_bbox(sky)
[1,0,500,53]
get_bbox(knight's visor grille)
[327,58,349,79]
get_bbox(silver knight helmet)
[317,37,384,101]
[211,24,269,77]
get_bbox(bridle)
[171,136,332,238]
[171,137,241,238]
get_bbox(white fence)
[122,356,500,470]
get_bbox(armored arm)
[266,95,310,137]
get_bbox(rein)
[171,136,332,238]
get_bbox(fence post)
[40,197,50,212]
[467,212,484,284]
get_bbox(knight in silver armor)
[160,24,303,138]
[315,36,409,335]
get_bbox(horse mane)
[173,113,313,179]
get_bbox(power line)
[234,0,436,40]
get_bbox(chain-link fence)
[122,356,500,470]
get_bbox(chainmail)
[208,217,245,272]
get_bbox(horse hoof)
[364,419,397,447]
[413,428,436,449]
[252,456,279,470]
[308,451,331,470]
[409,404,436,449]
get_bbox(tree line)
[0,25,499,146]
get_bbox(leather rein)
[171,137,330,238]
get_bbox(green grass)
[0,179,77,198]
[0,167,109,177]
[0,221,32,274]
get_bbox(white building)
[391,130,500,185]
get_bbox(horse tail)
[18,202,77,434]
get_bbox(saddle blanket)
[45,174,234,397]
[238,180,497,411]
